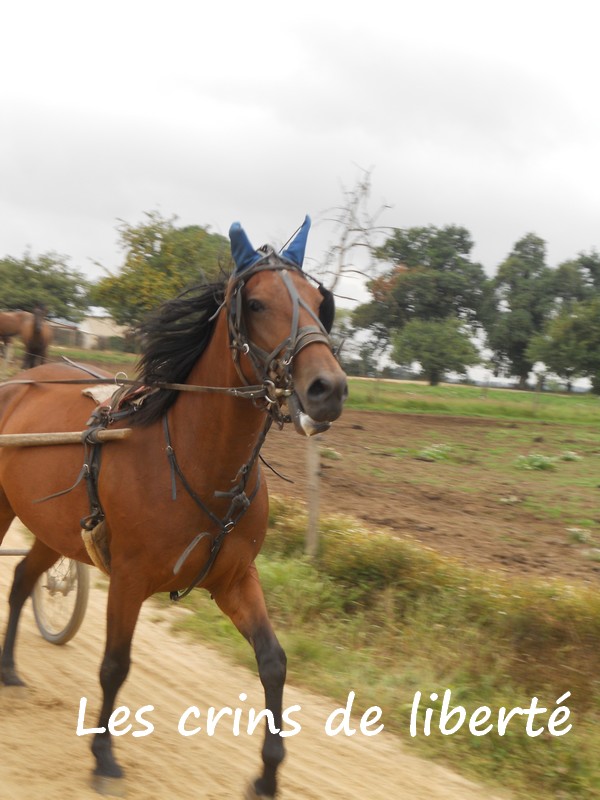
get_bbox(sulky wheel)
[32,557,90,644]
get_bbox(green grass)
[5,342,138,374]
[49,345,138,368]
[165,498,600,799]
[515,453,557,470]
[346,378,600,425]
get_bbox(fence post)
[305,435,321,558]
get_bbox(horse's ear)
[280,215,311,268]
[229,222,262,273]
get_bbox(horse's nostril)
[308,377,331,399]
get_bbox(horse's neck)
[167,311,267,475]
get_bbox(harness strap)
[163,414,223,528]
[0,375,273,400]
[80,437,105,531]
[33,463,89,505]
[164,411,271,601]
[33,415,108,530]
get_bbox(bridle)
[226,249,336,426]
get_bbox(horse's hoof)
[91,774,127,797]
[1,668,26,687]
[245,781,275,800]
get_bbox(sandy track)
[0,522,508,800]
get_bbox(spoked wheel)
[32,557,90,644]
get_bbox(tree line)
[352,225,600,393]
[1,209,599,393]
[0,212,228,325]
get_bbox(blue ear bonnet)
[280,215,311,267]
[228,222,263,273]
[229,215,311,273]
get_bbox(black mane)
[131,280,227,426]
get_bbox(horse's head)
[228,217,348,435]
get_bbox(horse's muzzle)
[289,372,348,436]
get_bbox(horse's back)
[0,363,104,431]
[0,310,31,337]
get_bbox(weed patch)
[515,453,557,471]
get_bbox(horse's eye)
[247,298,266,313]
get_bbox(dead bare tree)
[317,166,391,295]
[305,167,390,556]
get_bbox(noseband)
[227,252,335,425]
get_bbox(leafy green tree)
[574,250,600,292]
[527,312,585,392]
[91,211,230,327]
[549,250,600,312]
[391,317,479,386]
[353,225,488,340]
[532,298,600,394]
[551,260,592,308]
[485,234,555,389]
[572,298,600,393]
[0,253,90,321]
[526,250,600,391]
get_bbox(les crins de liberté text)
[76,689,573,740]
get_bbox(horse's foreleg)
[1,538,59,686]
[214,564,287,799]
[249,624,287,800]
[91,576,144,793]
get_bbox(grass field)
[346,377,600,425]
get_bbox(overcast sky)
[2,0,600,303]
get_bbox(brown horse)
[21,304,52,368]
[0,310,31,362]
[0,218,347,798]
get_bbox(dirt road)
[0,523,510,800]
